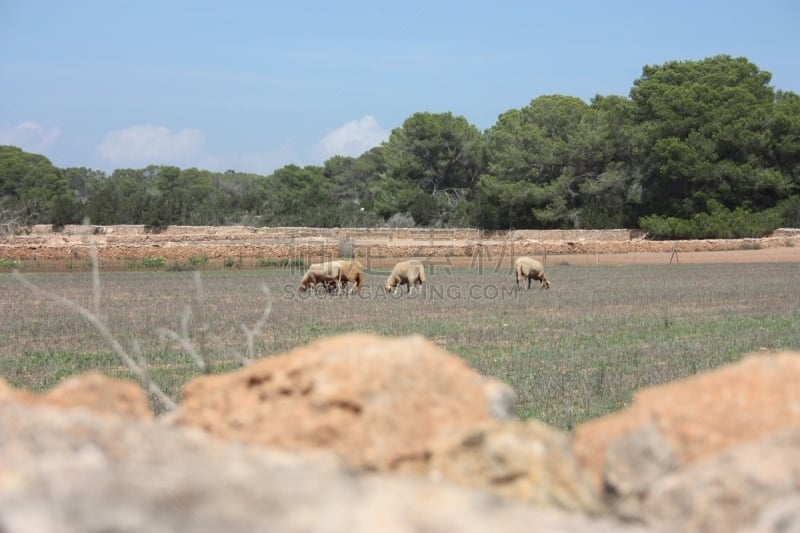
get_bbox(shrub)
[777,195,800,228]
[255,257,306,269]
[189,255,209,267]
[129,257,168,269]
[639,200,783,240]
[142,257,168,269]
[0,258,21,270]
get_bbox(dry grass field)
[2,246,799,428]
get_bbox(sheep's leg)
[335,275,344,296]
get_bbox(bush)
[384,212,416,228]
[0,258,21,270]
[255,258,306,269]
[128,257,168,269]
[639,200,783,240]
[189,255,209,267]
[777,195,800,228]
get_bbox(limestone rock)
[173,333,514,472]
[752,495,800,533]
[0,372,151,420]
[640,428,800,532]
[429,419,602,513]
[0,400,641,533]
[602,422,680,520]
[572,351,800,488]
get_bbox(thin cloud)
[90,118,388,175]
[94,125,209,169]
[0,121,62,153]
[312,115,389,161]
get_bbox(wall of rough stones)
[1,225,799,263]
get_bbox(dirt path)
[534,246,800,266]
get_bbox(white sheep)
[384,259,427,294]
[514,256,550,290]
[298,261,342,293]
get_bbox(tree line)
[2,55,799,239]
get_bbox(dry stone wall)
[2,225,799,264]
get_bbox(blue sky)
[1,1,798,175]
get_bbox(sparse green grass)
[1,262,799,427]
[189,255,209,267]
[0,258,21,270]
[127,256,168,270]
[255,257,306,269]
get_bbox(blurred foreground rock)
[0,371,152,419]
[1,335,799,532]
[572,351,800,531]
[171,333,601,512]
[0,388,631,532]
[173,333,517,473]
[428,419,602,512]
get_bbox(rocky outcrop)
[0,371,152,420]
[172,333,517,473]
[572,351,800,531]
[572,352,800,486]
[638,428,800,533]
[0,399,644,533]
[1,334,799,532]
[428,419,602,512]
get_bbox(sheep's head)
[541,277,550,289]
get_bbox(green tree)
[85,168,150,225]
[382,112,485,225]
[630,55,795,218]
[767,90,800,185]
[0,145,81,226]
[323,147,386,226]
[476,95,615,229]
[259,164,338,227]
[62,167,106,204]
[210,170,271,224]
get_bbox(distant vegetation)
[2,55,799,239]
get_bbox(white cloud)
[89,118,388,175]
[93,125,305,175]
[312,115,389,161]
[0,121,62,152]
[233,143,301,174]
[94,124,210,169]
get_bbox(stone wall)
[2,225,799,263]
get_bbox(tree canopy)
[2,55,799,238]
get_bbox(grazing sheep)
[337,259,365,295]
[385,259,427,294]
[298,261,342,293]
[514,256,550,290]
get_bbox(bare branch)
[156,303,207,372]
[238,284,272,363]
